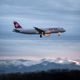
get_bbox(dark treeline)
[0,69,80,80]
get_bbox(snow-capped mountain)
[0,58,80,73]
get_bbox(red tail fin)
[13,21,22,29]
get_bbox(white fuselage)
[13,28,65,34]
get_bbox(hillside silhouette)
[0,69,80,80]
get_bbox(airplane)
[13,21,66,38]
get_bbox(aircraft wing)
[34,27,45,38]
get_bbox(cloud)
[0,39,80,59]
[0,0,80,60]
[0,0,80,17]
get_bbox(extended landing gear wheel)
[40,34,42,38]
[58,32,61,36]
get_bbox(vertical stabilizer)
[13,21,22,29]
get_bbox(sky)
[0,0,80,60]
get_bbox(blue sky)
[0,0,80,59]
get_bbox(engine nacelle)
[43,33,51,36]
[58,32,61,36]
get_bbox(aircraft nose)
[60,28,66,32]
[63,29,66,32]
